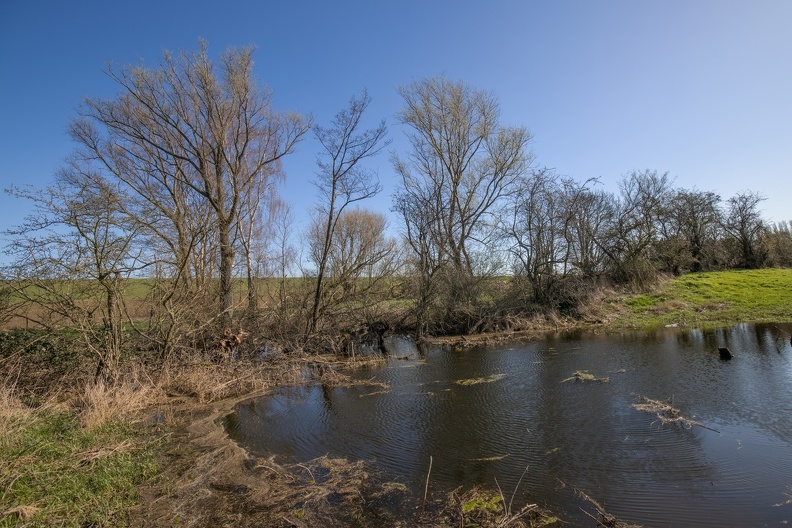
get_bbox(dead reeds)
[76,370,163,429]
[561,370,610,383]
[632,396,720,433]
[575,487,643,528]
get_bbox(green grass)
[610,268,792,329]
[0,411,159,527]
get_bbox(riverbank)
[425,269,792,347]
[2,269,792,526]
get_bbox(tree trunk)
[219,220,234,327]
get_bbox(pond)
[224,324,792,527]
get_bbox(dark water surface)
[224,324,792,527]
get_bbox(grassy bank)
[0,397,158,527]
[605,268,792,330]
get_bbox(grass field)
[608,268,792,329]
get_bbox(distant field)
[609,268,792,329]
[5,270,792,332]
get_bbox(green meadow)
[609,268,792,330]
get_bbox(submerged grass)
[609,268,792,330]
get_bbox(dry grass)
[575,486,643,528]
[159,356,305,403]
[561,370,610,383]
[632,396,719,433]
[0,379,28,422]
[76,370,164,429]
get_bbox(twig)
[508,465,530,514]
[297,463,316,484]
[576,487,642,527]
[451,490,464,528]
[421,455,433,515]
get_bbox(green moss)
[462,494,502,514]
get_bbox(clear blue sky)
[1,0,791,256]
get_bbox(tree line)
[2,43,790,373]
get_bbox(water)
[224,325,792,527]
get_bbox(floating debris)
[469,454,509,462]
[454,373,508,386]
[632,396,720,433]
[561,370,610,383]
[575,487,643,528]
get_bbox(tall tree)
[506,171,599,307]
[73,41,310,326]
[722,191,768,269]
[601,170,672,286]
[308,91,388,335]
[661,189,722,273]
[393,77,531,332]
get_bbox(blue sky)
[1,0,791,256]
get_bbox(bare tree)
[392,76,532,332]
[721,191,768,269]
[767,221,792,267]
[4,165,141,380]
[308,209,396,325]
[600,170,672,286]
[566,187,613,280]
[308,91,388,335]
[505,171,600,308]
[659,188,723,273]
[393,188,443,337]
[236,159,284,316]
[74,41,310,327]
[506,169,566,305]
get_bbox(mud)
[129,390,558,528]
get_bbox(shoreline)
[3,269,792,526]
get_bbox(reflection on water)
[225,324,792,527]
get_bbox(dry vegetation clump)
[136,433,561,528]
[75,368,165,429]
[444,486,558,528]
[561,370,610,383]
[576,286,623,325]
[647,298,689,315]
[159,355,304,403]
[0,375,28,423]
[632,396,719,433]
[575,487,643,528]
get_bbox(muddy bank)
[129,368,560,528]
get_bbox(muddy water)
[224,324,792,527]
